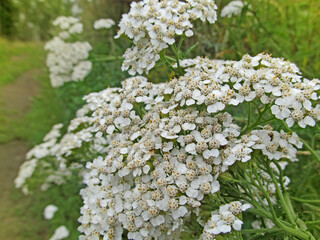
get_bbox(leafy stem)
[91,55,124,62]
[241,102,275,135]
[170,35,185,76]
[266,160,297,226]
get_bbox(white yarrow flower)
[44,205,59,220]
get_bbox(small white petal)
[186,99,195,106]
[304,116,315,126]
[286,118,294,127]
[232,219,243,231]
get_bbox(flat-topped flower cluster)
[179,54,320,128]
[53,16,84,39]
[15,87,120,194]
[94,18,115,30]
[16,52,319,238]
[221,1,246,18]
[15,0,320,238]
[201,201,251,239]
[45,16,93,87]
[116,0,217,75]
[77,53,317,239]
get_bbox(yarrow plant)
[221,1,246,18]
[115,0,217,75]
[53,16,84,39]
[49,225,70,240]
[93,18,115,30]
[76,54,319,239]
[15,88,120,194]
[16,0,320,239]
[44,16,93,87]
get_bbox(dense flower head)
[94,18,115,30]
[44,37,92,87]
[77,54,311,239]
[44,17,92,87]
[115,0,217,75]
[49,225,70,240]
[44,205,59,220]
[15,0,320,237]
[17,53,318,239]
[15,88,120,193]
[200,201,251,239]
[179,53,320,128]
[221,1,246,18]
[14,158,38,194]
[53,16,84,39]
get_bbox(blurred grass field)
[0,38,43,86]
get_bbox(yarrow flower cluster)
[201,201,251,239]
[16,50,318,238]
[44,17,92,87]
[15,0,320,238]
[221,1,246,18]
[77,53,315,239]
[44,205,59,220]
[15,88,120,193]
[53,16,84,39]
[115,0,218,75]
[179,53,320,128]
[49,225,70,240]
[94,18,115,30]
[14,158,38,194]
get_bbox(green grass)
[0,38,43,86]
[0,38,62,144]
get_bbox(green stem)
[236,231,244,240]
[177,35,185,52]
[164,55,176,62]
[241,103,274,135]
[252,101,262,116]
[291,197,320,204]
[252,167,278,221]
[267,162,316,239]
[306,220,320,225]
[241,228,283,234]
[271,161,298,222]
[243,166,266,207]
[171,44,183,76]
[251,167,315,239]
[267,162,297,226]
[247,102,252,127]
[91,56,123,62]
[160,51,178,74]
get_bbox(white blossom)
[116,0,217,75]
[221,1,246,18]
[49,226,70,240]
[93,18,115,29]
[44,205,58,220]
[45,17,92,87]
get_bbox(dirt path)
[0,69,42,239]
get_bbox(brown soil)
[0,69,40,119]
[0,69,44,240]
[10,55,27,61]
